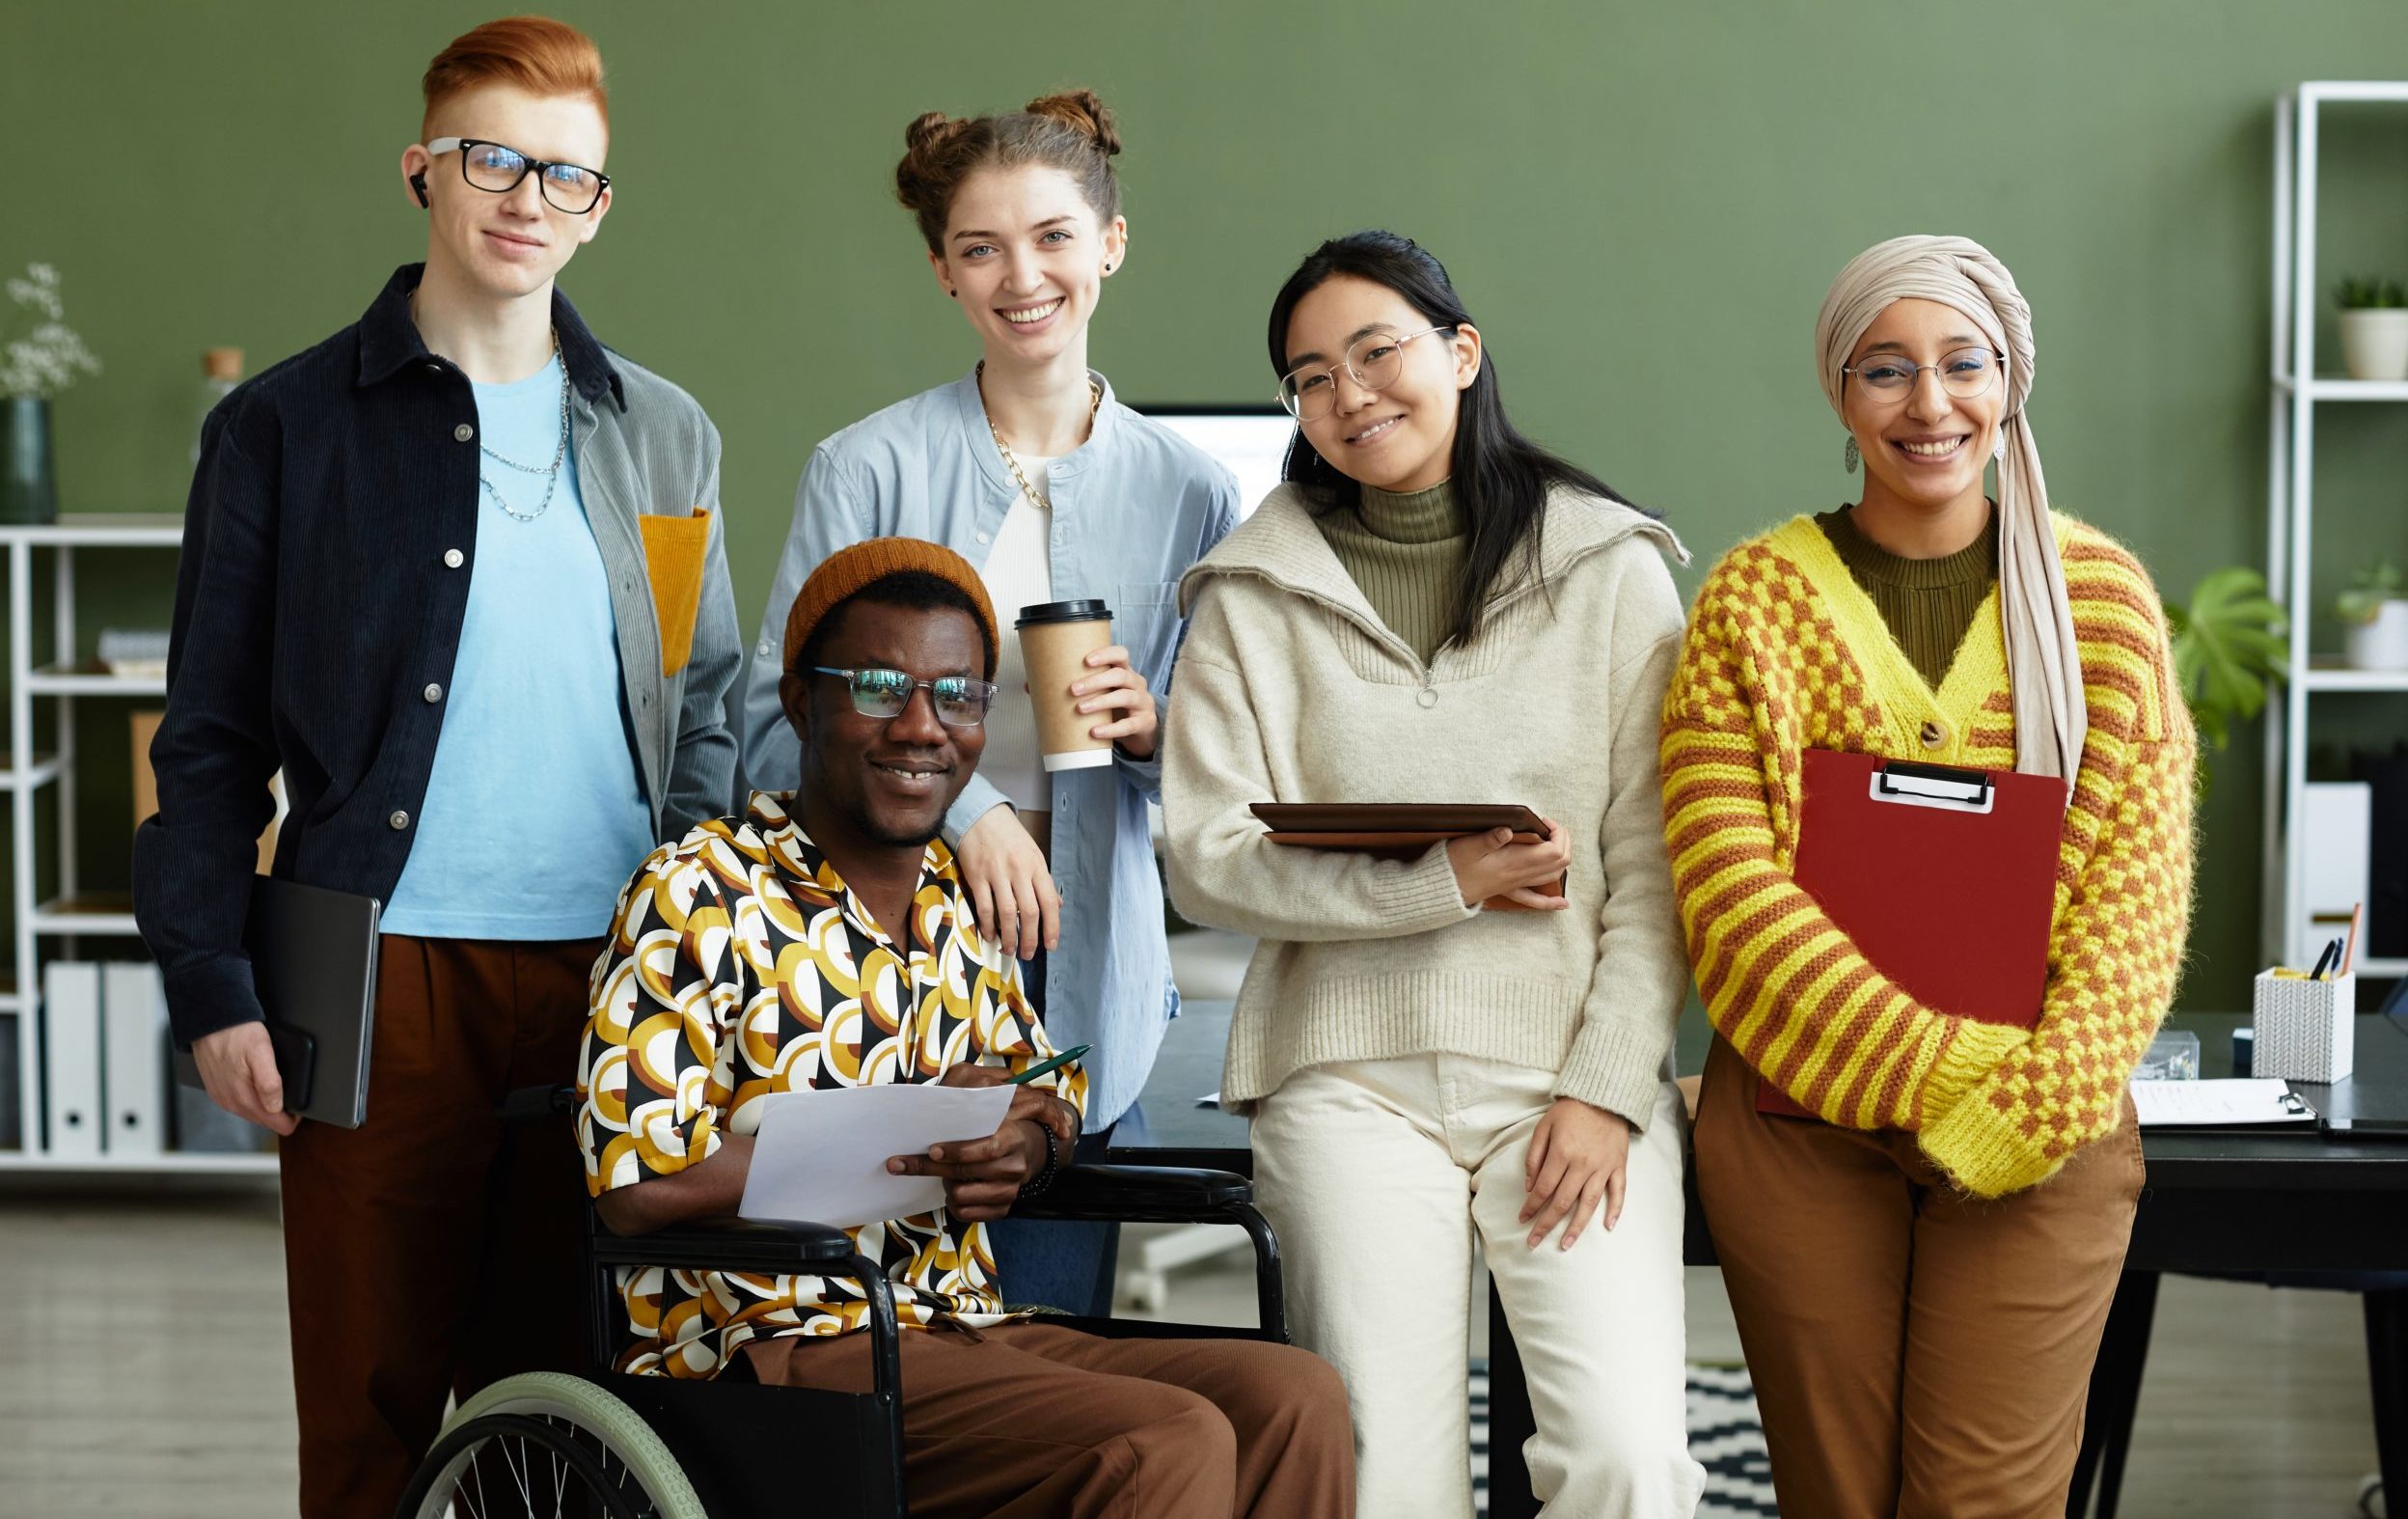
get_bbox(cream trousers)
[1252,1053,1705,1519]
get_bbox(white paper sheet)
[737,1082,1017,1229]
[2131,1078,2315,1128]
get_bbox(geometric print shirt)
[575,790,1088,1379]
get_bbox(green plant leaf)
[2336,561,2403,625]
[2338,275,2408,309]
[2168,566,2287,753]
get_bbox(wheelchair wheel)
[399,1371,708,1519]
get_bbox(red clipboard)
[1757,750,2066,1119]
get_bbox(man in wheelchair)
[575,538,1354,1517]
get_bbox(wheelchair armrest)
[592,1215,860,1273]
[1012,1164,1253,1224]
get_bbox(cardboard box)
[131,710,162,827]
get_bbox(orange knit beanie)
[781,537,1000,677]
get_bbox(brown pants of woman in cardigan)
[1695,1034,2144,1519]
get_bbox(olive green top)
[1815,503,2000,690]
[1316,481,1468,666]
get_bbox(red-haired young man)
[131,17,739,1514]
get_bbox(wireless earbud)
[410,171,429,208]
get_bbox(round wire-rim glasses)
[424,136,611,215]
[1277,325,1457,422]
[1840,346,2007,402]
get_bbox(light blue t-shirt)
[384,355,654,940]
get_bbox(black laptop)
[172,875,380,1128]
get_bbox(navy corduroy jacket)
[132,265,740,1046]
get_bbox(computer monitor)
[1136,404,1296,520]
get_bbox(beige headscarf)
[1814,235,2087,783]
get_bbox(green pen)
[1008,1044,1092,1085]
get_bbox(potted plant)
[2338,562,2408,671]
[0,264,102,525]
[2166,567,2288,767]
[2337,276,2408,383]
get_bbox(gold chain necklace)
[979,362,1102,511]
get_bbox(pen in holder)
[2252,969,2354,1083]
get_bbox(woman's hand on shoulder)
[956,806,1060,960]
[1446,817,1573,910]
[1519,1096,1630,1250]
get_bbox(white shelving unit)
[2264,82,2408,981]
[0,513,274,1175]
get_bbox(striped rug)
[1469,1361,1779,1516]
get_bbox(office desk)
[1110,1005,2408,1517]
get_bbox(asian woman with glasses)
[1162,231,1706,1516]
[1661,235,2194,1515]
[737,90,1240,1320]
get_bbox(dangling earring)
[1993,430,2007,461]
[948,289,958,298]
[1843,435,1859,474]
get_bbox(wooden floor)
[0,1184,2384,1517]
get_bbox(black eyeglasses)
[424,136,610,214]
[807,667,997,728]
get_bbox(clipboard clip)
[1871,760,1995,814]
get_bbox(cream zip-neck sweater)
[1316,481,1468,665]
[1163,483,1692,1129]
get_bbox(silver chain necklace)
[479,331,569,523]
[977,361,1100,511]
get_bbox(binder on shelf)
[1760,751,2067,1119]
[173,1080,273,1155]
[101,961,167,1158]
[0,1012,18,1150]
[2299,783,2372,966]
[42,962,103,1158]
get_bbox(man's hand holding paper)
[885,1063,1081,1223]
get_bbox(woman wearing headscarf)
[1659,235,2196,1516]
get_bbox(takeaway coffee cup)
[1016,599,1117,771]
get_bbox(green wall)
[7,0,2408,1010]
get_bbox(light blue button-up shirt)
[740,369,1242,1126]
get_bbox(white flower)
[1,263,97,400]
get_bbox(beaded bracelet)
[1016,1119,1060,1200]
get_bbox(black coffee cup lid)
[1016,598,1111,628]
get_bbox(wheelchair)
[396,1085,1287,1518]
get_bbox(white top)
[977,456,1054,811]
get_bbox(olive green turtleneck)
[1815,503,2000,689]
[1316,481,1468,665]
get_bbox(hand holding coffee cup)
[1069,645,1157,760]
[1017,600,1142,770]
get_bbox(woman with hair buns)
[1661,235,2196,1515]
[739,91,1240,1316]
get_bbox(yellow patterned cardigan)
[1660,513,2196,1199]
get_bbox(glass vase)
[0,396,58,525]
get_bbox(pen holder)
[2252,970,2355,1083]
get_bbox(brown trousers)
[1694,1036,2144,1519]
[740,1319,1357,1518]
[277,935,598,1518]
